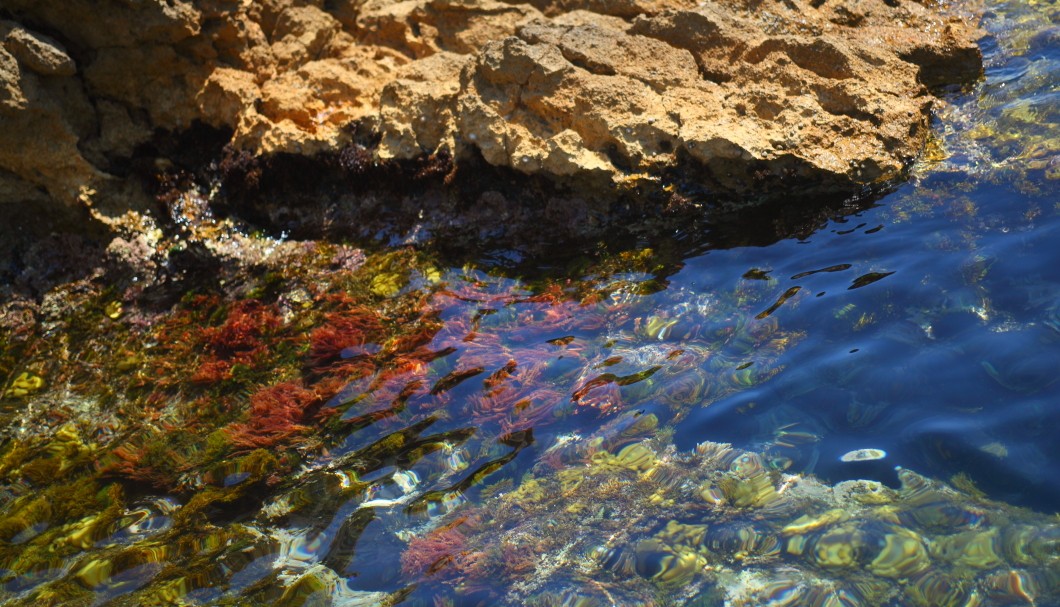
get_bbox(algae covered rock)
[403,438,1060,606]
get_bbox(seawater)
[0,0,1057,605]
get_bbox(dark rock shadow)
[184,124,890,278]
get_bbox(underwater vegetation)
[402,437,1060,607]
[0,183,827,604]
[0,215,804,605]
[0,217,464,604]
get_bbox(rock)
[511,0,698,19]
[0,0,982,212]
[356,0,542,58]
[197,67,261,130]
[1,23,76,77]
[82,100,154,166]
[0,30,101,205]
[0,45,23,108]
[270,4,343,69]
[379,52,470,159]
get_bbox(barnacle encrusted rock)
[0,0,981,210]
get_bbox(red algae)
[105,441,187,492]
[192,300,282,383]
[225,381,332,450]
[308,307,385,370]
[483,359,518,395]
[500,388,563,435]
[200,300,281,355]
[400,516,478,579]
[571,375,623,412]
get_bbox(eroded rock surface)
[1,0,981,211]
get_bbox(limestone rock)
[379,52,471,159]
[0,0,982,210]
[0,25,100,206]
[1,24,76,77]
[355,0,543,58]
[0,44,23,108]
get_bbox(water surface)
[0,0,1057,605]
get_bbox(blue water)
[290,2,1060,600]
[676,176,1060,506]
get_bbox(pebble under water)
[0,1,1057,606]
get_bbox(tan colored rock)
[85,45,212,129]
[0,30,100,205]
[357,0,542,58]
[0,0,982,211]
[0,45,24,108]
[270,5,342,68]
[379,52,470,159]
[1,24,76,77]
[455,23,702,183]
[4,0,200,48]
[198,67,262,129]
[504,0,697,18]
[83,99,154,164]
[0,103,101,205]
[436,8,933,193]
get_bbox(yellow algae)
[565,501,587,514]
[868,527,930,578]
[812,526,861,567]
[75,558,114,588]
[655,520,707,546]
[980,442,1009,458]
[782,509,850,535]
[933,528,1003,569]
[950,473,987,499]
[370,272,404,297]
[590,443,657,473]
[853,312,876,331]
[557,468,585,494]
[423,266,443,283]
[5,372,45,397]
[646,490,673,506]
[104,301,123,319]
[699,482,726,506]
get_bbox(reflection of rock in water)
[401,438,1060,606]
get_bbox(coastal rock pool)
[0,0,1056,605]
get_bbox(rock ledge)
[1,0,981,213]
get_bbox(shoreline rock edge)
[1,0,981,217]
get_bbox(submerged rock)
[0,0,981,217]
[404,438,1060,606]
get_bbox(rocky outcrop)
[0,21,99,205]
[1,0,981,212]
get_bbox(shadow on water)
[132,120,889,278]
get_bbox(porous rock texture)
[0,0,981,214]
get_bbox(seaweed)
[225,381,332,450]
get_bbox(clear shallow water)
[0,1,1058,605]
